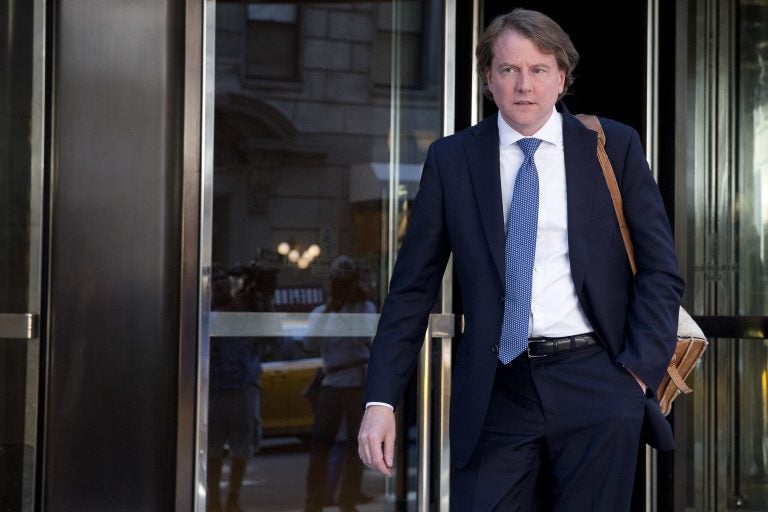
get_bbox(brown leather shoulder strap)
[575,114,638,275]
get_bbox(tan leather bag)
[576,114,708,416]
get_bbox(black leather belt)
[527,333,597,358]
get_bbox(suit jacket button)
[491,344,499,353]
[499,296,504,304]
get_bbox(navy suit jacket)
[364,103,684,468]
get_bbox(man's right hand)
[357,404,396,476]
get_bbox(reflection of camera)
[211,267,232,310]
[231,262,278,312]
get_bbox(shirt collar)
[497,107,563,149]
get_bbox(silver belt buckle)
[527,342,548,358]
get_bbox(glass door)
[202,1,452,510]
[675,0,768,509]
[0,0,46,511]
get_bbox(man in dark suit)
[358,8,683,512]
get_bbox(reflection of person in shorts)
[208,268,261,512]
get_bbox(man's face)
[485,29,565,136]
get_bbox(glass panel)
[0,1,43,511]
[373,2,423,88]
[735,339,768,506]
[244,5,298,81]
[0,3,33,314]
[209,2,444,510]
[681,1,768,509]
[738,0,768,315]
[733,1,768,508]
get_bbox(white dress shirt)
[366,110,595,410]
[498,108,593,337]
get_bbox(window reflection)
[739,0,768,315]
[374,2,424,88]
[246,5,299,81]
[737,2,768,508]
[211,2,444,510]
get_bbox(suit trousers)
[451,344,646,512]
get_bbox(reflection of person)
[207,268,262,512]
[236,260,279,452]
[304,255,375,512]
[358,8,684,511]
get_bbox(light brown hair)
[476,8,579,101]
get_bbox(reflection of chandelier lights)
[277,242,321,269]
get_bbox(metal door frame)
[0,1,47,509]
[193,1,215,510]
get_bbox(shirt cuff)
[365,401,394,410]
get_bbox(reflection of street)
[219,437,387,512]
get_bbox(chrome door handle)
[0,313,39,339]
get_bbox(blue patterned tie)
[499,137,542,364]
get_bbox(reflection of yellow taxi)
[260,356,321,439]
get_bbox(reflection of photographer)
[207,267,263,512]
[303,256,375,512]
[232,260,278,312]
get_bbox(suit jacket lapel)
[561,107,602,294]
[465,116,505,284]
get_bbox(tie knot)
[517,137,542,158]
